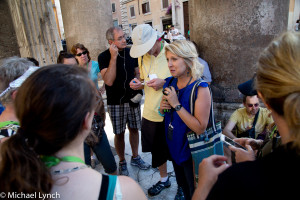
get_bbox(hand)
[163,86,180,108]
[229,145,256,162]
[146,78,165,91]
[130,78,143,90]
[197,155,229,195]
[234,138,263,150]
[109,43,118,59]
[99,85,106,95]
[160,95,172,111]
[0,137,9,144]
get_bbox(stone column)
[189,0,289,123]
[120,0,130,35]
[0,0,20,61]
[7,0,62,66]
[60,0,113,61]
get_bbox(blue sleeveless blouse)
[163,77,208,165]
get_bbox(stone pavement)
[94,89,178,199]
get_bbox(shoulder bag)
[186,80,224,183]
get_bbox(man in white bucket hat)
[129,24,175,197]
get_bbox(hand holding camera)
[162,86,180,111]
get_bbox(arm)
[100,44,118,86]
[229,145,256,162]
[134,67,140,80]
[146,78,166,91]
[223,120,237,139]
[129,67,145,90]
[163,86,211,135]
[119,176,147,200]
[192,155,229,200]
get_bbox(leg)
[172,160,187,200]
[127,104,150,170]
[128,127,139,158]
[114,132,126,162]
[107,104,126,162]
[146,120,171,196]
[107,104,129,176]
[181,157,195,200]
[172,157,195,200]
[127,104,141,158]
[158,162,168,178]
[92,129,117,175]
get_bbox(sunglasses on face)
[247,103,259,108]
[76,51,87,57]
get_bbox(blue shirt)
[198,57,212,83]
[164,77,208,165]
[0,103,4,115]
[89,61,100,89]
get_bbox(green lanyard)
[0,121,20,128]
[41,155,85,168]
[160,41,164,52]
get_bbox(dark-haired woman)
[0,65,147,199]
[71,43,116,173]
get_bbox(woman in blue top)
[71,43,117,174]
[159,40,211,200]
[71,43,102,90]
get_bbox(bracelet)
[158,107,165,117]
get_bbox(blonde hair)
[256,32,300,149]
[165,40,204,80]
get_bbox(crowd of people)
[0,23,299,200]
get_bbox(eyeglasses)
[76,51,87,57]
[247,103,259,108]
[115,35,126,42]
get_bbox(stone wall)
[189,0,289,103]
[60,0,113,61]
[0,0,20,61]
[189,0,289,124]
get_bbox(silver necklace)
[142,55,152,78]
[51,165,90,175]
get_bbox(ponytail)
[0,131,52,194]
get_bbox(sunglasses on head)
[247,103,259,108]
[76,51,87,57]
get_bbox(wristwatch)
[174,104,182,111]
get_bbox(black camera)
[163,86,172,96]
[162,86,172,113]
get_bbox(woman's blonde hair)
[165,40,204,80]
[256,32,300,149]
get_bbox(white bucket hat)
[130,24,163,58]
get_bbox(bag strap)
[167,77,175,87]
[189,80,216,132]
[99,174,109,200]
[252,108,260,128]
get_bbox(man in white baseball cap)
[129,24,175,197]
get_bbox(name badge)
[148,74,158,80]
